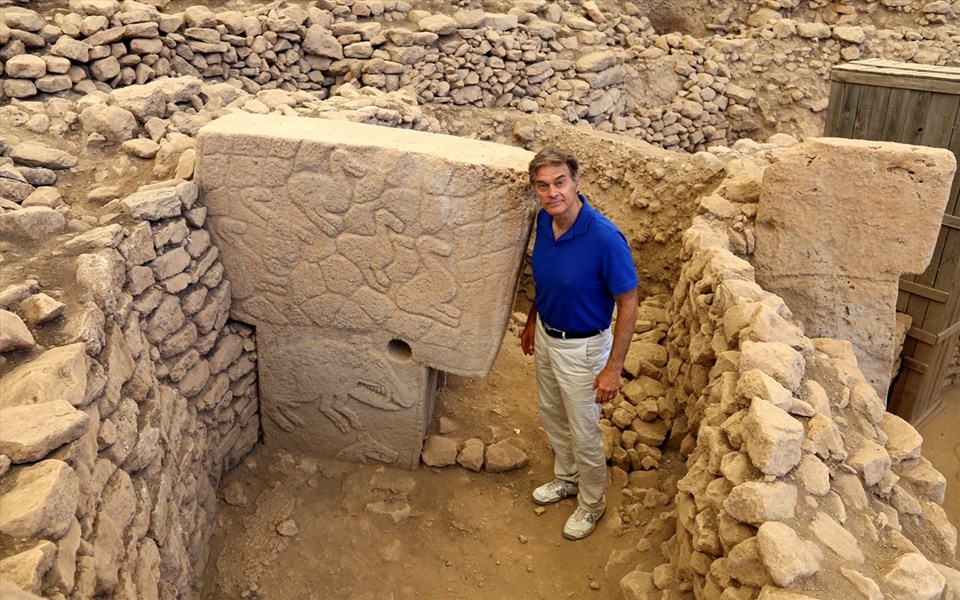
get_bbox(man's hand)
[521,319,535,355]
[592,366,620,404]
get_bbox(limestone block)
[197,114,534,467]
[421,435,458,467]
[0,460,79,539]
[76,249,126,314]
[881,553,945,600]
[741,399,803,477]
[456,438,484,472]
[8,141,78,169]
[739,341,804,392]
[723,481,797,525]
[0,310,35,352]
[0,575,46,599]
[808,511,865,564]
[755,138,956,396]
[878,412,922,463]
[757,522,822,586]
[0,206,66,240]
[0,400,90,463]
[484,440,528,472]
[0,542,56,596]
[848,437,891,487]
[0,343,88,408]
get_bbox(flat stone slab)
[196,114,534,468]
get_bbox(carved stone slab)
[196,114,534,468]
[754,137,956,397]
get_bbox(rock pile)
[619,137,960,600]
[3,0,960,152]
[0,178,258,597]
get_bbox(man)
[520,147,638,540]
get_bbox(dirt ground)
[201,327,682,600]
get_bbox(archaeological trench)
[2,0,960,598]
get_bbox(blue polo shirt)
[531,194,638,332]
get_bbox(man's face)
[533,163,580,220]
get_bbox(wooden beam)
[906,326,938,345]
[938,319,960,341]
[945,214,960,230]
[830,69,960,95]
[899,279,950,303]
[902,355,928,374]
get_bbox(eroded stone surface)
[754,138,956,396]
[197,114,534,468]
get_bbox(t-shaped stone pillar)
[196,114,535,468]
[754,137,956,397]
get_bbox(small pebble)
[534,506,546,516]
[518,534,528,544]
[276,519,298,537]
[590,581,601,590]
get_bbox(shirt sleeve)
[600,229,638,296]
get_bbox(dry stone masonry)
[0,179,258,597]
[196,114,534,469]
[633,136,960,600]
[3,0,960,151]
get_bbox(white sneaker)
[563,506,604,540]
[532,479,579,505]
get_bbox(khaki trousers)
[534,319,611,512]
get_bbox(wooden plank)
[899,279,950,303]
[906,326,938,345]
[881,87,913,154]
[924,228,960,331]
[912,397,946,430]
[830,69,960,95]
[836,83,862,139]
[947,101,960,216]
[939,319,960,340]
[838,60,960,78]
[919,93,960,149]
[856,84,902,142]
[945,214,960,230]
[851,84,880,140]
[823,80,847,137]
[899,89,933,146]
[902,355,928,374]
[912,331,960,420]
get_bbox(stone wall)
[0,179,258,597]
[625,144,960,599]
[3,0,960,152]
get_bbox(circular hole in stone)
[387,338,413,361]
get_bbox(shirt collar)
[569,193,595,237]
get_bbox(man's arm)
[521,303,537,356]
[592,289,638,403]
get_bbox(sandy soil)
[202,327,682,599]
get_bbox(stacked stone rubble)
[4,0,960,149]
[0,180,257,597]
[618,147,960,600]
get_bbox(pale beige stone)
[755,138,956,396]
[0,310,35,352]
[881,553,946,600]
[421,435,458,467]
[808,511,865,564]
[0,460,79,539]
[17,293,67,325]
[0,542,56,596]
[456,438,484,472]
[0,343,88,408]
[723,481,797,525]
[741,399,803,476]
[757,522,822,586]
[0,400,90,463]
[484,440,528,472]
[196,114,534,468]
